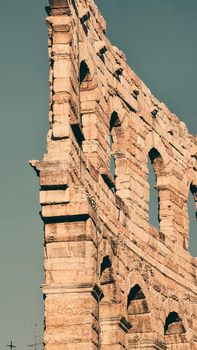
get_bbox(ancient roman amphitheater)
[30,0,197,348]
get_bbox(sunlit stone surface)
[31,0,197,348]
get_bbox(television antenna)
[27,323,42,350]
[7,341,16,350]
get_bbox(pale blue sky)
[0,0,196,348]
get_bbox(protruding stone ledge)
[29,159,70,186]
[100,316,132,332]
[44,218,96,243]
[41,213,90,224]
[42,282,96,295]
[40,188,70,205]
[128,336,167,350]
[49,0,67,8]
[48,0,71,16]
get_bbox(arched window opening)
[109,133,115,179]
[114,67,123,81]
[80,11,90,35]
[127,284,149,315]
[98,46,107,62]
[149,148,164,177]
[79,60,91,85]
[188,184,197,256]
[148,148,164,229]
[109,112,121,181]
[100,256,114,285]
[164,312,185,335]
[148,156,159,228]
[110,111,121,131]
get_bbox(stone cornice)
[49,0,68,8]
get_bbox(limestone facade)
[30,0,197,349]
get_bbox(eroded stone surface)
[31,0,197,349]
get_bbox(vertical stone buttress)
[30,0,197,349]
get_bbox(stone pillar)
[157,178,189,250]
[100,303,131,349]
[45,5,80,162]
[41,193,100,349]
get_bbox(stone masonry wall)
[30,0,197,349]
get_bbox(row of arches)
[109,110,197,255]
[78,59,196,255]
[100,255,187,337]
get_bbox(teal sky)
[0,0,196,348]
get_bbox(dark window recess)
[80,11,90,24]
[164,312,185,335]
[132,89,139,99]
[114,67,123,81]
[148,155,159,229]
[101,171,115,191]
[151,109,158,118]
[127,284,145,308]
[98,46,107,62]
[110,111,121,131]
[100,256,114,285]
[149,148,164,174]
[79,61,91,84]
[148,147,165,229]
[100,256,112,276]
[109,112,121,183]
[71,124,84,147]
[168,130,174,136]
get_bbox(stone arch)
[185,144,197,164]
[149,148,165,177]
[110,111,121,131]
[164,311,186,335]
[107,110,122,185]
[79,60,92,88]
[125,272,156,334]
[106,95,133,200]
[144,132,178,236]
[159,298,191,341]
[127,284,149,315]
[98,237,118,303]
[186,173,197,214]
[109,95,122,119]
[148,147,165,229]
[181,170,197,253]
[79,60,90,83]
[183,169,197,190]
[100,255,114,285]
[182,145,197,185]
[144,131,171,170]
[125,271,153,310]
[79,57,97,91]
